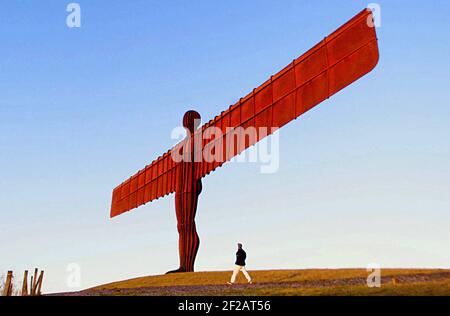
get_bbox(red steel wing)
[110,9,379,218]
[194,8,379,178]
[110,151,178,218]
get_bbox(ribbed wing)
[110,9,379,218]
[194,8,379,179]
[110,150,179,218]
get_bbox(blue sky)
[1,1,449,293]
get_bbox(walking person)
[228,243,252,285]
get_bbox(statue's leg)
[185,179,202,272]
[185,192,200,272]
[167,191,188,274]
[167,189,200,273]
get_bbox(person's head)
[237,243,243,249]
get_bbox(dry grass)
[76,268,450,296]
[229,279,450,296]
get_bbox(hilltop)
[54,268,450,296]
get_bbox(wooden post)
[36,271,44,296]
[30,276,34,296]
[392,277,397,286]
[3,271,13,296]
[21,270,29,296]
[31,268,38,296]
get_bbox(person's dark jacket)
[235,249,247,266]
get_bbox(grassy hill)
[57,268,450,296]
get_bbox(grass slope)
[68,269,450,296]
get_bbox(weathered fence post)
[3,271,13,296]
[21,270,29,296]
[3,269,44,296]
[31,268,38,296]
[36,271,44,296]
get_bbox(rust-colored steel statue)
[110,9,380,273]
[170,110,203,273]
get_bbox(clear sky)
[1,1,449,293]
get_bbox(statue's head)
[183,110,201,133]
